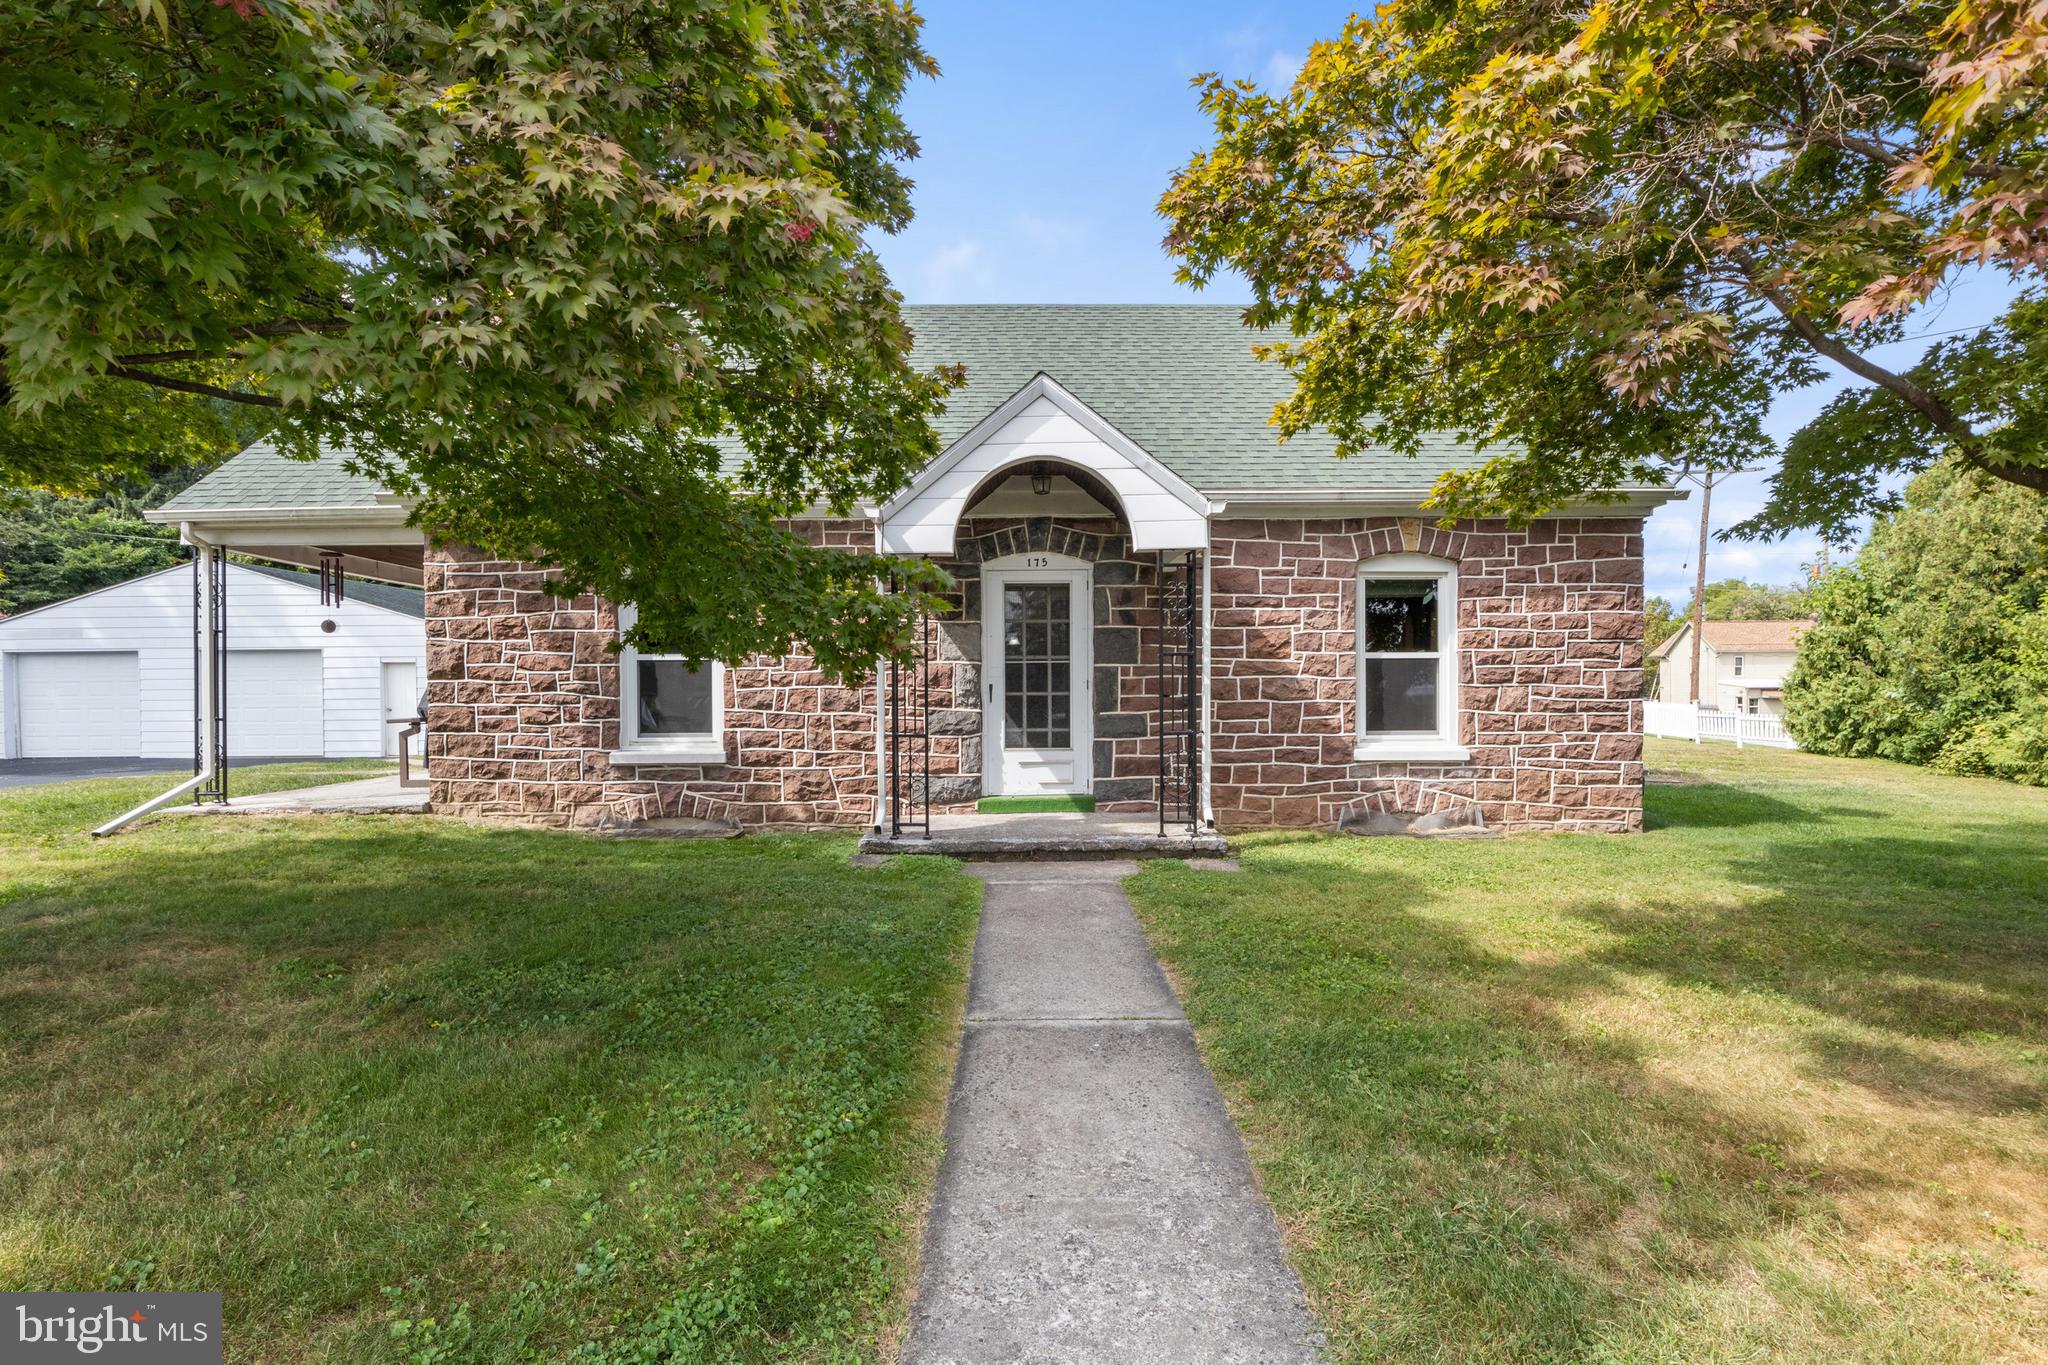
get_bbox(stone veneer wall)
[921,516,1164,811]
[423,513,1646,833]
[424,520,879,829]
[1208,516,1646,833]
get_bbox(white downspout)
[93,536,220,837]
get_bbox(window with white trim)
[612,605,724,764]
[1354,554,1466,761]
[1733,654,1745,676]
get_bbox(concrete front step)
[856,818,1220,859]
[859,810,1226,860]
[860,832,1228,860]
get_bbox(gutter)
[141,502,413,525]
[90,770,213,839]
[1197,486,1685,513]
[91,537,224,838]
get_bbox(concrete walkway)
[904,861,1324,1365]
[170,773,427,816]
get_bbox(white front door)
[981,559,1092,796]
[381,660,420,756]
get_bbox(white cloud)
[1196,24,1300,92]
[916,238,996,303]
[1263,50,1303,92]
[1016,213,1082,250]
[1642,469,1828,606]
[1216,23,1263,65]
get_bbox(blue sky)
[870,2,2021,607]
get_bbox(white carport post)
[91,532,226,837]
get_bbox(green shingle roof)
[157,440,388,514]
[158,306,1498,514]
[899,305,1477,490]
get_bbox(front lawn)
[1129,742,2048,1362]
[0,769,979,1362]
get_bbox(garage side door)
[15,652,141,757]
[227,650,324,757]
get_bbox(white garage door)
[15,652,141,757]
[227,650,324,756]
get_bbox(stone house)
[149,306,1676,838]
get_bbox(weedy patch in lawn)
[1128,742,2048,1363]
[0,766,979,1363]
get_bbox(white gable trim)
[877,373,1212,555]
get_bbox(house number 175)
[1024,556,1050,568]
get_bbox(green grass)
[973,794,1095,814]
[0,766,979,1363]
[1128,742,2048,1363]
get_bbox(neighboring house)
[144,305,1680,834]
[1649,619,1812,717]
[0,561,425,760]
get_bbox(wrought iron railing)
[887,593,933,838]
[1157,550,1202,837]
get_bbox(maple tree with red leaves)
[1164,0,2048,541]
[1,0,955,675]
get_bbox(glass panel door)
[1002,584,1072,749]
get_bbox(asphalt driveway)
[0,756,322,789]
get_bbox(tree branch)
[1765,125,2023,180]
[223,318,349,341]
[101,365,282,407]
[117,349,247,366]
[1742,263,2048,493]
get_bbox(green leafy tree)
[2,0,955,674]
[0,492,183,617]
[1645,595,1686,651]
[1786,460,2048,783]
[1691,578,1815,621]
[1643,594,1683,691]
[0,462,221,616]
[1161,0,2048,542]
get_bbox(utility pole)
[1689,471,1714,708]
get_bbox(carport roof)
[156,440,388,514]
[241,562,425,618]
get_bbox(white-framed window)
[1354,553,1468,762]
[1733,654,1745,676]
[609,604,725,765]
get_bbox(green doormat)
[976,794,1097,814]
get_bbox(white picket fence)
[1644,700,1799,749]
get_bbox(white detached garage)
[0,562,426,760]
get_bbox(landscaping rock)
[1337,804,1493,838]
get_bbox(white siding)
[1656,636,1798,710]
[882,395,1210,554]
[0,563,426,759]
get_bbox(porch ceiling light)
[1030,471,1053,496]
